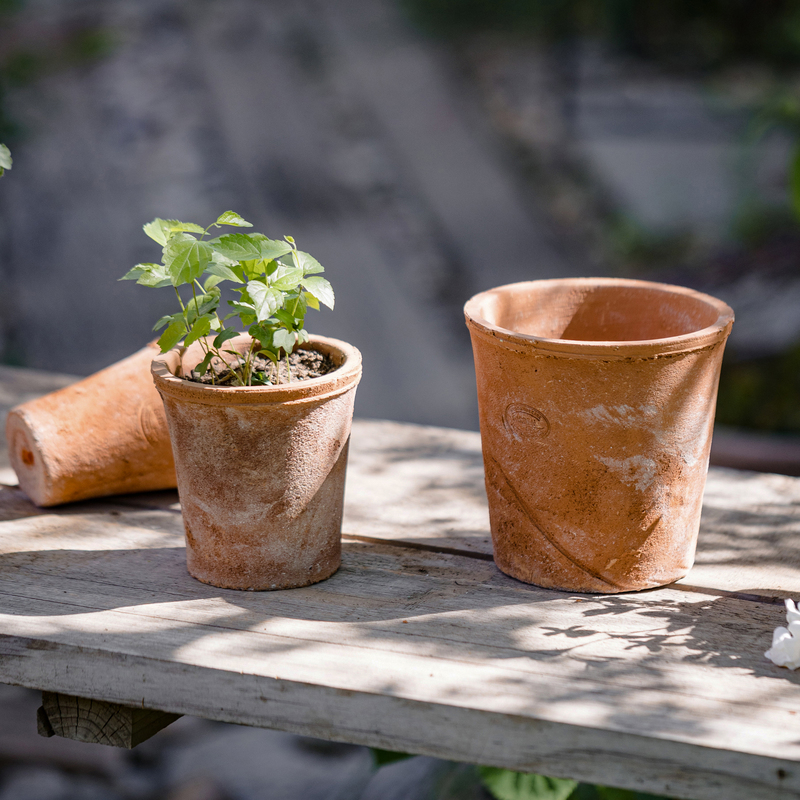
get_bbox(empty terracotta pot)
[151,334,362,590]
[464,278,734,593]
[6,343,176,506]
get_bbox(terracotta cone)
[6,343,177,507]
[151,334,362,591]
[464,278,734,593]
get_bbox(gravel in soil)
[188,349,337,386]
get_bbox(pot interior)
[477,282,723,342]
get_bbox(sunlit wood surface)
[1,366,800,800]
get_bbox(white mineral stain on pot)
[595,454,658,492]
[580,404,659,427]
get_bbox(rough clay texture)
[152,335,362,591]
[5,343,176,506]
[465,278,734,593]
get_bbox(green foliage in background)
[402,0,800,71]
[371,748,417,767]
[367,751,674,800]
[750,92,800,221]
[478,768,671,800]
[479,768,577,800]
[717,341,800,433]
[0,143,10,176]
[0,0,114,142]
[121,212,334,386]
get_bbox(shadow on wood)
[37,691,180,748]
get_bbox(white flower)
[786,598,800,624]
[766,600,800,669]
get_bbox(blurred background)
[2,0,800,798]
[3,0,800,435]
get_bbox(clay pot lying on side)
[151,334,362,591]
[6,343,176,507]
[464,278,734,594]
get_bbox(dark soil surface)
[188,349,337,386]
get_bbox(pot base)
[187,556,340,592]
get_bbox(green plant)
[121,211,334,386]
[479,768,577,800]
[0,143,10,176]
[402,0,800,71]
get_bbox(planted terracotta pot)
[464,278,734,593]
[151,334,362,590]
[6,343,176,507]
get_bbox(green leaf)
[152,313,181,332]
[274,308,297,328]
[158,320,187,352]
[260,349,279,364]
[239,259,264,279]
[184,314,213,346]
[137,263,173,288]
[304,291,320,310]
[301,276,334,309]
[295,250,324,274]
[209,233,262,262]
[270,264,303,291]
[255,237,292,261]
[790,142,800,222]
[226,301,256,315]
[213,328,239,349]
[186,288,220,323]
[273,328,297,353]
[143,218,171,246]
[195,350,214,377]
[206,261,244,284]
[164,234,212,285]
[216,210,253,228]
[119,265,149,281]
[250,371,271,385]
[284,290,308,318]
[371,749,414,767]
[204,274,224,291]
[248,281,284,322]
[478,768,577,800]
[0,143,12,176]
[165,220,205,235]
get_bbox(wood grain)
[37,692,180,748]
[0,491,799,798]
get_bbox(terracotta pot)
[6,343,176,507]
[151,334,362,590]
[464,278,734,593]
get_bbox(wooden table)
[2,366,800,800]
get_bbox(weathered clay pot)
[464,278,734,593]
[6,343,176,507]
[151,334,362,590]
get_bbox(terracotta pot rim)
[151,334,362,406]
[464,277,734,358]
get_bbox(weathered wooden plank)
[0,497,798,798]
[37,691,180,748]
[0,631,793,800]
